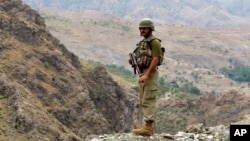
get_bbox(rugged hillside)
[1,1,250,141]
[34,8,250,95]
[21,0,250,95]
[156,90,250,133]
[22,0,250,28]
[0,0,141,140]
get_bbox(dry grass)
[0,95,30,141]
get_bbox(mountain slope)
[0,0,141,140]
[22,0,250,28]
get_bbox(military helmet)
[139,18,155,31]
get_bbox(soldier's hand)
[139,75,148,84]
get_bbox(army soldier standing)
[129,18,161,136]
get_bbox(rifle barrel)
[129,53,141,75]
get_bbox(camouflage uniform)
[132,18,161,136]
[137,36,161,122]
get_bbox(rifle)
[129,53,141,75]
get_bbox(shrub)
[220,65,250,82]
[180,82,201,96]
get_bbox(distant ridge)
[22,0,250,28]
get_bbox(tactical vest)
[133,38,164,68]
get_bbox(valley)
[38,8,250,95]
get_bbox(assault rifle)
[129,53,141,75]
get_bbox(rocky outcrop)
[0,0,46,44]
[0,0,141,140]
[0,74,82,141]
[87,66,142,134]
[0,0,81,69]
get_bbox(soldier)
[129,18,161,136]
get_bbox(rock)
[186,123,204,133]
[162,133,175,140]
[85,123,230,141]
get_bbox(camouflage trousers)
[139,69,159,122]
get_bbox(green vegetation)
[159,77,201,97]
[180,82,201,96]
[44,15,71,23]
[84,60,137,84]
[105,64,137,83]
[84,60,201,97]
[220,65,250,82]
[43,61,49,68]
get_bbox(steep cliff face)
[86,67,142,134]
[0,0,141,140]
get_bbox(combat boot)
[132,121,153,136]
